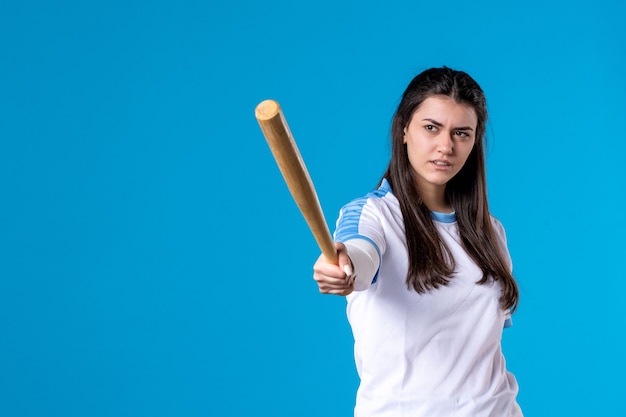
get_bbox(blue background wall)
[1,0,624,416]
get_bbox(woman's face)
[403,95,477,194]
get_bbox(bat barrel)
[255,100,338,264]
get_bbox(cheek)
[458,144,475,166]
[405,139,424,161]
[405,142,430,173]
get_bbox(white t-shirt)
[334,179,522,417]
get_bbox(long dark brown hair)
[383,67,519,312]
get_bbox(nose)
[437,134,453,155]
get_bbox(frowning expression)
[403,95,477,193]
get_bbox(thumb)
[342,262,353,278]
[335,242,354,278]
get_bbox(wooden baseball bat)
[255,99,338,264]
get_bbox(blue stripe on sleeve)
[334,181,391,285]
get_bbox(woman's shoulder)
[489,214,504,227]
[341,179,398,213]
[489,214,509,241]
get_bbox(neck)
[419,184,453,213]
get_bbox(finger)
[313,256,343,277]
[316,279,352,291]
[325,287,354,296]
[313,268,347,282]
[315,275,351,287]
[316,276,355,293]
[333,242,354,283]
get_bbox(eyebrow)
[421,118,474,131]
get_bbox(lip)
[430,160,452,170]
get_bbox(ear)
[403,127,407,144]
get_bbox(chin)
[427,175,454,186]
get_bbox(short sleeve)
[491,216,513,273]
[334,197,386,259]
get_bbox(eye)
[425,125,437,131]
[454,131,470,138]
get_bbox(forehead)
[411,95,477,126]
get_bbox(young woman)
[313,67,523,417]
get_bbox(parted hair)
[382,66,519,312]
